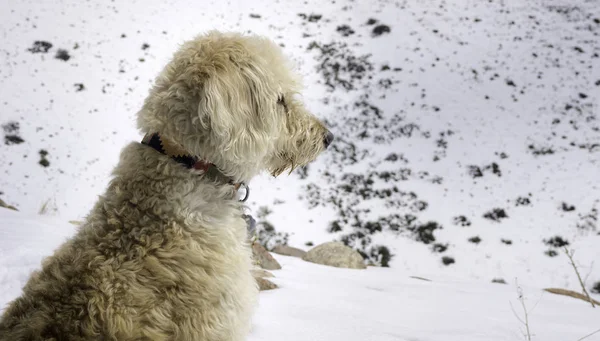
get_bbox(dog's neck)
[141,133,249,201]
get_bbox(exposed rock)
[302,242,366,269]
[252,242,282,270]
[256,277,278,291]
[251,269,275,279]
[0,199,18,211]
[272,245,307,258]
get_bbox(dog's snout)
[323,130,334,149]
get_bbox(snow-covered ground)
[1,0,600,339]
[0,209,599,341]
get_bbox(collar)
[141,133,249,201]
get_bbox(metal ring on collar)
[238,183,250,202]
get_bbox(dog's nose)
[323,130,334,149]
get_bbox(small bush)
[328,220,343,233]
[501,239,513,245]
[369,245,393,267]
[492,278,507,284]
[413,221,441,244]
[544,236,569,248]
[545,249,558,257]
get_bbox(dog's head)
[137,31,332,182]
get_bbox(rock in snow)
[271,245,307,259]
[252,242,283,270]
[302,241,366,269]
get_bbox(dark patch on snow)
[307,41,374,91]
[577,208,598,231]
[367,245,393,267]
[468,165,483,178]
[544,236,569,248]
[516,196,531,206]
[55,49,71,61]
[432,243,448,253]
[468,236,482,244]
[372,24,391,37]
[496,152,509,159]
[528,144,555,156]
[591,281,600,294]
[336,25,355,37]
[255,206,289,250]
[38,149,50,167]
[3,121,25,145]
[298,13,322,22]
[483,208,509,222]
[467,163,501,178]
[28,41,52,53]
[441,256,455,265]
[561,202,576,212]
[453,215,471,227]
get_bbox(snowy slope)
[252,255,600,341]
[1,0,599,306]
[0,209,76,309]
[0,210,599,341]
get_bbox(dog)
[0,31,333,341]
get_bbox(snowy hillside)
[1,209,599,341]
[1,0,600,328]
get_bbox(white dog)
[0,31,333,341]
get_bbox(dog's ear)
[197,63,279,161]
[136,65,204,146]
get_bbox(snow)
[1,209,599,340]
[1,0,600,339]
[253,254,600,341]
[0,209,76,309]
